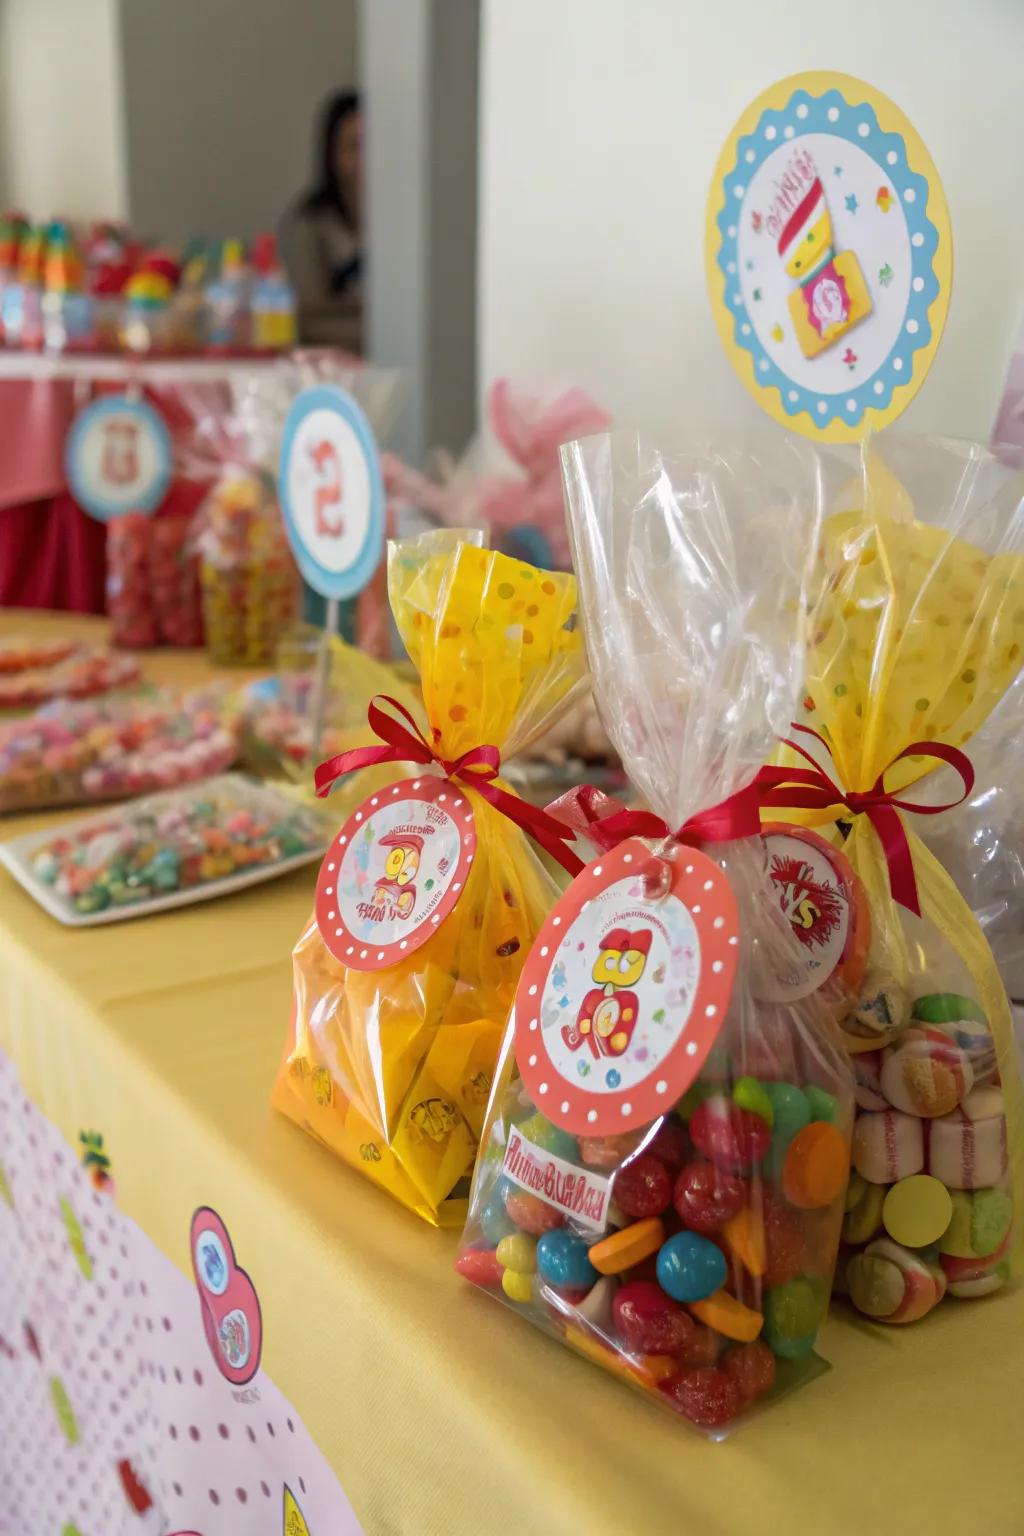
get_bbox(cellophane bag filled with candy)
[457,435,854,1435]
[180,384,299,666]
[766,436,1024,1325]
[273,532,586,1225]
[106,512,203,649]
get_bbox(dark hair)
[304,90,360,221]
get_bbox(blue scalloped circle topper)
[715,87,941,429]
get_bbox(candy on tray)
[0,636,76,675]
[273,532,587,1226]
[456,436,853,1435]
[0,774,331,926]
[764,436,1024,1322]
[0,646,140,711]
[0,687,241,813]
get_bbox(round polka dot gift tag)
[706,71,952,441]
[315,776,476,970]
[515,839,740,1135]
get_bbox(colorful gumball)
[689,1100,771,1173]
[614,1154,672,1219]
[673,1162,745,1233]
[659,1366,743,1429]
[503,1189,564,1235]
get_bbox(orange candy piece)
[688,1289,763,1342]
[721,1206,766,1277]
[782,1121,848,1209]
[588,1218,664,1276]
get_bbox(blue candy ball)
[480,1195,516,1246]
[536,1229,599,1291]
[656,1231,727,1303]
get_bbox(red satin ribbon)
[314,694,584,876]
[559,780,763,852]
[754,723,975,917]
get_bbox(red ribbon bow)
[754,723,975,917]
[314,694,585,876]
[556,782,764,853]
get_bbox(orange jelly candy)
[588,1218,665,1276]
[782,1121,848,1210]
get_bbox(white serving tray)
[0,773,330,927]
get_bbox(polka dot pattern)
[0,1052,363,1535]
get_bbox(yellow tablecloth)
[2,611,1023,1535]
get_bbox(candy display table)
[2,611,1023,1535]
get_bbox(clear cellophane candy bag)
[456,435,854,1436]
[179,383,298,667]
[273,533,586,1225]
[767,436,1024,1324]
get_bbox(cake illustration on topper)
[777,158,872,358]
[562,926,652,1060]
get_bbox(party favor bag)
[763,436,1024,1324]
[456,436,853,1435]
[273,533,586,1225]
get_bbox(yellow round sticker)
[706,72,952,442]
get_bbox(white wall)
[479,0,1024,443]
[0,0,127,220]
[119,0,357,244]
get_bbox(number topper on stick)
[279,383,385,602]
[65,393,173,521]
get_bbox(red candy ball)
[648,1118,689,1177]
[722,1340,776,1403]
[503,1189,563,1235]
[613,1282,696,1357]
[673,1161,746,1233]
[675,1323,723,1368]
[762,1192,805,1289]
[689,1100,771,1173]
[659,1366,743,1428]
[614,1154,672,1219]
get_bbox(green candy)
[73,888,109,914]
[732,1076,774,1126]
[804,1085,839,1124]
[764,1082,811,1176]
[763,1278,824,1359]
[940,1188,1012,1259]
[518,1111,578,1161]
[912,993,987,1027]
[676,1079,719,1120]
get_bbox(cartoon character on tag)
[780,171,872,358]
[562,927,651,1059]
[369,832,422,920]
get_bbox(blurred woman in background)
[282,90,363,352]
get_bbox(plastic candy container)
[0,646,139,711]
[457,437,853,1434]
[195,471,298,665]
[17,775,329,921]
[106,514,204,649]
[274,533,587,1225]
[769,437,1024,1324]
[0,688,240,813]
